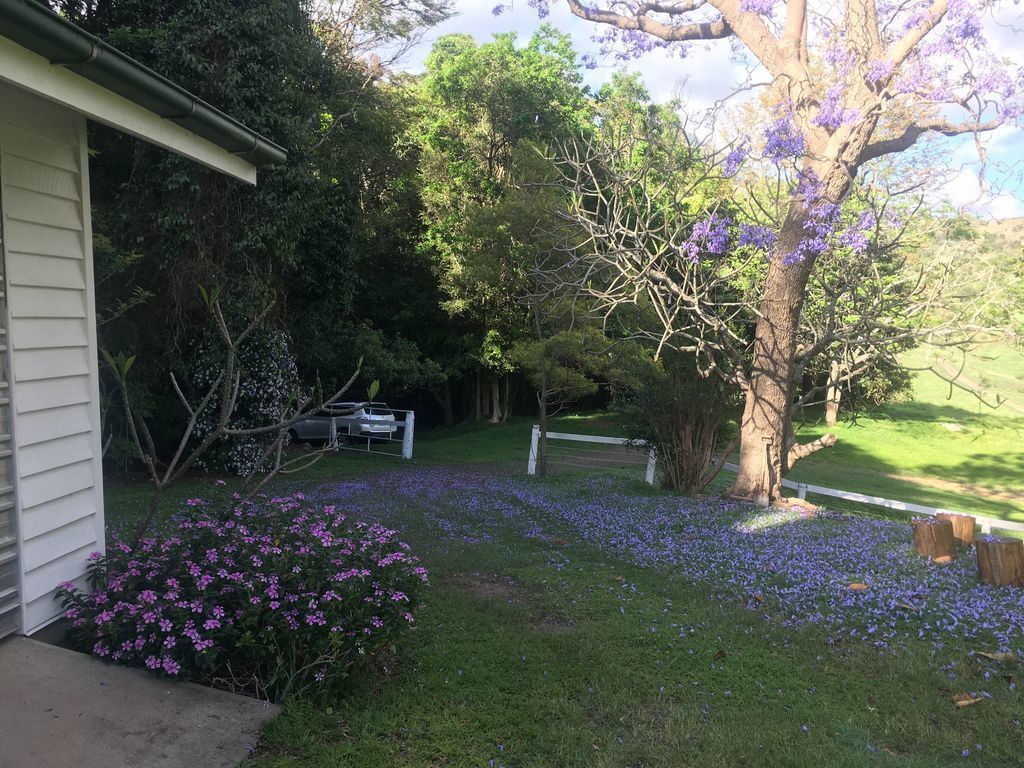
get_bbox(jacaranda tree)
[512,0,1024,500]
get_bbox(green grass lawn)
[98,349,1024,767]
[105,384,1024,539]
[199,455,1016,768]
[789,350,1024,524]
[418,350,1024,525]
[952,342,1024,407]
[102,419,1024,768]
[251,511,1024,767]
[103,412,631,535]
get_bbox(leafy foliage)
[415,28,593,414]
[622,353,740,493]
[58,493,428,701]
[188,330,299,475]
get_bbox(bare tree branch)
[564,0,732,41]
[108,294,363,542]
[863,117,1006,161]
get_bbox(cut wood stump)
[911,517,955,562]
[935,513,976,548]
[976,536,1024,587]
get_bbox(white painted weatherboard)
[0,82,105,634]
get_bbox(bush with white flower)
[57,493,427,701]
[188,329,299,476]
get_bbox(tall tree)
[516,0,1023,500]
[51,0,453,455]
[416,27,591,422]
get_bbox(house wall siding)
[0,82,105,633]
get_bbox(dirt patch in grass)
[441,572,574,633]
[530,613,576,634]
[441,573,528,604]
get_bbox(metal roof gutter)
[0,0,287,168]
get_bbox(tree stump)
[911,517,955,563]
[976,536,1024,587]
[935,513,976,548]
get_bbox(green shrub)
[622,354,738,492]
[57,493,427,701]
[188,329,299,475]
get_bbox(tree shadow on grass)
[919,452,1024,497]
[786,437,1024,521]
[872,400,1015,426]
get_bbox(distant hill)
[975,216,1024,249]
[907,342,1024,418]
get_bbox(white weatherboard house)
[0,0,285,637]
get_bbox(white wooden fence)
[526,425,1024,535]
[756,466,1024,534]
[527,425,657,484]
[329,410,415,460]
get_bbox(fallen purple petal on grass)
[317,468,1024,652]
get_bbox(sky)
[396,0,1024,220]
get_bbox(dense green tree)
[415,27,592,422]
[46,0,454,458]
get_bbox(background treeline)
[57,0,657,471]
[45,0,1023,476]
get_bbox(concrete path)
[0,636,279,768]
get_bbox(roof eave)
[0,0,287,169]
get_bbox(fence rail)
[710,461,1024,533]
[526,426,1023,535]
[527,425,656,484]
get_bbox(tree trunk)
[976,537,1024,587]
[825,359,842,427]
[911,517,956,563]
[935,513,976,548]
[474,369,482,423]
[501,375,511,424]
[727,176,856,501]
[488,377,503,424]
[538,365,549,478]
[431,382,455,427]
[729,210,820,502]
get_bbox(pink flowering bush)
[56,494,427,701]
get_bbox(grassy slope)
[955,342,1024,408]
[100,417,1024,766]
[244,466,1023,768]
[789,347,1024,523]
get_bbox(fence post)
[401,410,415,460]
[527,424,540,476]
[797,483,807,500]
[645,448,657,486]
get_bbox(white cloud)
[941,168,1024,220]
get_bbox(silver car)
[289,401,397,444]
